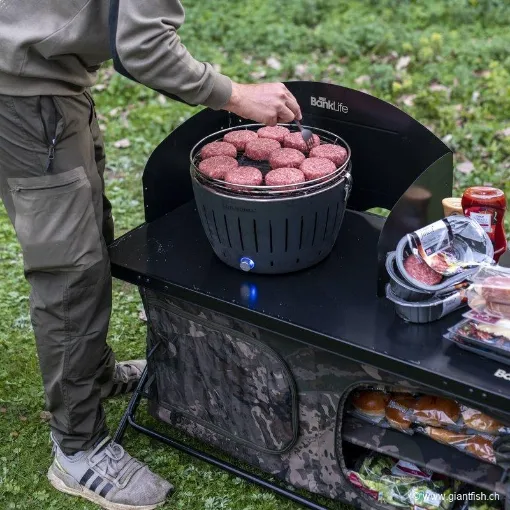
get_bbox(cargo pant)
[0,93,116,455]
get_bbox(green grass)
[1,0,509,508]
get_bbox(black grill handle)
[108,0,191,106]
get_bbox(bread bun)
[466,435,495,463]
[351,390,388,418]
[462,408,504,435]
[425,427,467,445]
[413,395,460,426]
[385,395,416,431]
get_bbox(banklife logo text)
[310,96,348,113]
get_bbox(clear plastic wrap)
[347,453,459,510]
[406,217,494,277]
[395,216,494,293]
[445,332,510,367]
[468,265,510,306]
[448,319,510,358]
[417,427,496,464]
[349,389,510,436]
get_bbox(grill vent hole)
[223,215,232,248]
[299,216,304,250]
[323,207,330,241]
[332,202,340,232]
[212,210,221,243]
[270,261,274,267]
[296,258,300,264]
[237,217,244,251]
[285,218,289,252]
[253,219,259,253]
[269,220,273,253]
[202,205,213,238]
[311,212,318,246]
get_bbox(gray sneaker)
[47,435,173,510]
[101,360,147,400]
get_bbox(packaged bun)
[461,407,507,435]
[385,395,416,432]
[413,395,461,427]
[351,390,388,422]
[422,427,496,464]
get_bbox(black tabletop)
[109,201,510,412]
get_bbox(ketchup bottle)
[462,186,507,263]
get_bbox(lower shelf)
[342,416,505,496]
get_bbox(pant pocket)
[8,167,103,272]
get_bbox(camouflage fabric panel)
[145,296,298,453]
[151,391,347,501]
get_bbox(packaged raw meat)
[395,216,494,293]
[470,265,510,306]
[448,319,510,358]
[445,331,510,367]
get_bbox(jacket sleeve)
[114,0,232,110]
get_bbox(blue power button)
[239,257,255,272]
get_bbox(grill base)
[192,172,350,274]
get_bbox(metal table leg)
[113,361,333,509]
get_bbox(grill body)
[192,167,351,274]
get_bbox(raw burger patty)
[245,138,281,161]
[310,144,348,167]
[269,148,306,169]
[300,157,336,180]
[198,156,238,179]
[283,132,320,152]
[224,166,263,187]
[265,167,306,187]
[200,141,237,159]
[257,125,291,143]
[403,254,443,286]
[223,130,258,151]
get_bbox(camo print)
[142,289,510,508]
[146,297,298,453]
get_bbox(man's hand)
[223,82,302,126]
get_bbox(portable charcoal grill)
[109,82,510,510]
[191,124,352,273]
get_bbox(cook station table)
[108,82,510,509]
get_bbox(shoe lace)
[90,439,138,482]
[114,362,139,383]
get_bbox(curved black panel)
[143,82,451,223]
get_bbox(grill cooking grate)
[190,123,351,199]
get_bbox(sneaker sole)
[47,468,165,510]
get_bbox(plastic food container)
[385,252,433,302]
[395,216,494,293]
[386,285,467,324]
[444,332,510,367]
[469,265,510,305]
[448,319,510,359]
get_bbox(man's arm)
[113,0,301,124]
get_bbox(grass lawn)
[0,0,509,509]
